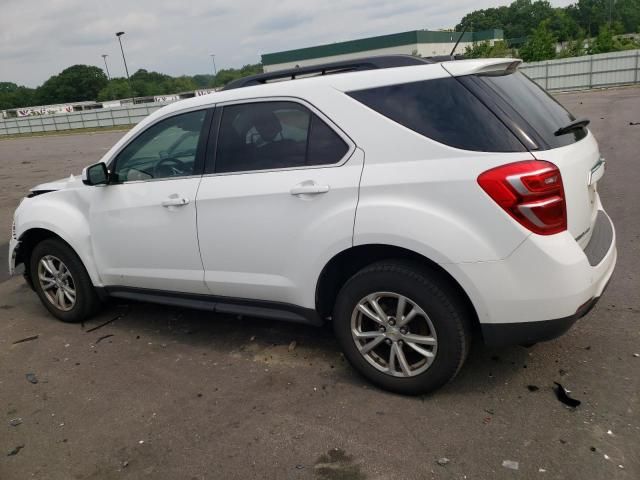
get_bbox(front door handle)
[161,194,190,207]
[290,182,330,195]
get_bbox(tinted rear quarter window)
[462,71,587,149]
[348,77,526,152]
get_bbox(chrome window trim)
[204,96,357,178]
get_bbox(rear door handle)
[161,194,190,207]
[290,182,330,195]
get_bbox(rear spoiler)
[442,58,522,77]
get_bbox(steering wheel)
[153,157,188,178]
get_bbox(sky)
[0,0,574,87]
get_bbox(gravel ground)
[0,87,639,480]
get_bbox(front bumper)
[450,209,616,347]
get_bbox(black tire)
[29,238,100,323]
[333,260,472,395]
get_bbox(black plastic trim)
[98,286,323,326]
[481,296,601,347]
[583,210,614,266]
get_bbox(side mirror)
[82,163,109,186]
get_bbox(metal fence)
[520,49,640,91]
[0,103,166,137]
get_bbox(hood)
[30,174,84,194]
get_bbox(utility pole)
[116,31,133,100]
[101,54,111,80]
[210,54,217,76]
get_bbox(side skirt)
[97,286,324,326]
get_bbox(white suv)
[8,56,616,394]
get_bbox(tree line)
[0,63,262,111]
[459,0,640,61]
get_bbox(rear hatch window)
[458,71,587,150]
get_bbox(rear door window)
[347,77,526,152]
[213,101,349,173]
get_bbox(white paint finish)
[196,150,364,308]
[452,210,616,324]
[89,178,209,293]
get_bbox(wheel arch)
[16,226,101,288]
[315,244,481,331]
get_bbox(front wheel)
[333,261,472,395]
[30,238,100,323]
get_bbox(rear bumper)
[448,209,616,346]
[481,291,603,347]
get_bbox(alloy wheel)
[351,291,438,377]
[37,255,77,311]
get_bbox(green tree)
[0,82,37,109]
[589,23,615,53]
[96,78,131,101]
[465,40,514,58]
[36,65,108,104]
[519,20,557,61]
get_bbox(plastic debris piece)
[539,468,547,473]
[633,353,639,357]
[9,418,22,427]
[95,334,114,344]
[12,335,39,344]
[502,460,519,470]
[437,458,450,466]
[604,454,610,460]
[553,382,581,408]
[527,385,539,392]
[607,430,613,436]
[25,373,38,384]
[295,465,304,469]
[85,313,125,333]
[7,445,24,456]
[288,341,297,352]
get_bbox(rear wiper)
[554,118,590,136]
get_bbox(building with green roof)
[262,29,504,71]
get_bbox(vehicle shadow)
[83,298,531,397]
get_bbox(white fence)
[0,103,165,137]
[520,49,640,91]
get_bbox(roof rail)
[222,55,433,90]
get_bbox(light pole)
[101,54,111,80]
[210,54,217,77]
[116,31,133,99]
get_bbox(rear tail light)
[477,160,567,235]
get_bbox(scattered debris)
[25,373,38,384]
[590,447,597,452]
[95,334,114,344]
[9,418,22,427]
[138,440,145,445]
[288,341,297,352]
[604,454,610,460]
[502,460,519,470]
[85,313,125,333]
[633,353,639,358]
[607,430,614,436]
[437,457,450,466]
[122,460,129,468]
[527,385,539,392]
[539,468,547,473]
[12,335,39,344]
[618,464,624,469]
[629,121,640,126]
[553,382,581,408]
[250,335,256,341]
[295,464,304,469]
[484,408,495,415]
[7,445,24,456]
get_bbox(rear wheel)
[333,261,472,395]
[30,238,100,323]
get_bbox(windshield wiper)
[554,118,590,136]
